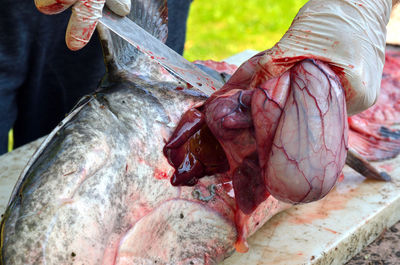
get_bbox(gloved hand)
[35,0,131,51]
[228,0,392,115]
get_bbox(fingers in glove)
[35,0,77,14]
[223,51,266,91]
[65,0,105,50]
[106,0,131,16]
[257,0,391,115]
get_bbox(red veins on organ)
[264,60,348,203]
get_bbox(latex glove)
[230,0,392,115]
[35,0,131,50]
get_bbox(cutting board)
[1,49,400,265]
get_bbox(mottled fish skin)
[1,77,289,265]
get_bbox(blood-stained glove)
[231,0,392,115]
[35,0,131,51]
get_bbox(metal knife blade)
[99,8,223,96]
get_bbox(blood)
[80,21,98,41]
[234,211,250,253]
[193,60,238,75]
[289,192,348,225]
[380,163,394,173]
[83,1,92,10]
[154,169,169,180]
[271,55,310,64]
[338,173,345,182]
[323,227,338,234]
[332,41,340,47]
[38,3,65,13]
[37,0,70,14]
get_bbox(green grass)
[8,129,13,152]
[183,0,308,61]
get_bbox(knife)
[99,7,223,96]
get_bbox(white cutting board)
[1,51,400,265]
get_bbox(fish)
[0,1,293,264]
[1,0,397,264]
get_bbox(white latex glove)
[246,0,392,115]
[35,0,131,51]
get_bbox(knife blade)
[99,7,223,96]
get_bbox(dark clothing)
[166,0,192,55]
[0,0,191,154]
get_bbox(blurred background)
[183,0,308,61]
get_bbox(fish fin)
[97,0,168,78]
[129,0,168,43]
[348,128,400,161]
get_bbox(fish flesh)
[0,1,292,264]
[348,45,400,161]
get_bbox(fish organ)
[164,58,348,215]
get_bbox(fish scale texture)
[1,78,288,264]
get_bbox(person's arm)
[35,0,131,50]
[225,0,393,115]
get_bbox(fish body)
[1,79,277,264]
[0,1,290,264]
